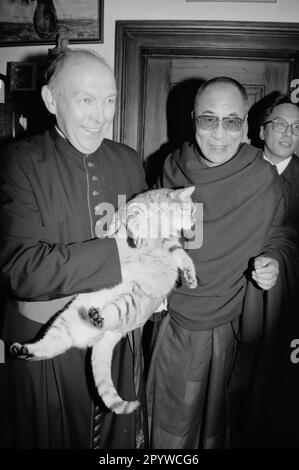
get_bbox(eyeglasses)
[193,114,245,132]
[263,118,299,136]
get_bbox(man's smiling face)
[50,57,117,154]
[261,103,299,164]
[194,83,247,166]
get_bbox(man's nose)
[91,102,104,122]
[212,120,225,138]
[282,124,292,136]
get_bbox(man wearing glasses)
[248,93,299,448]
[147,77,295,449]
[260,93,299,231]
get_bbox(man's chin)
[75,139,104,154]
[205,154,232,166]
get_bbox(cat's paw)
[188,279,198,289]
[10,342,33,360]
[133,237,148,248]
[87,306,104,328]
[184,270,198,289]
[87,305,120,330]
[113,399,140,415]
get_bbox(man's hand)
[252,256,279,290]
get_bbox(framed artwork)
[0,72,6,102]
[0,0,104,47]
[186,1,276,2]
[7,62,37,92]
[0,72,6,89]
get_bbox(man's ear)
[41,85,57,115]
[259,125,265,141]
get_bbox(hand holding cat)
[10,187,196,414]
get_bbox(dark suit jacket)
[280,154,299,230]
[247,155,299,448]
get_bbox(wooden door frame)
[114,20,299,159]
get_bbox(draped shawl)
[161,142,295,330]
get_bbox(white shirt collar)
[263,154,293,175]
[55,125,66,140]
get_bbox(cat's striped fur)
[10,187,197,414]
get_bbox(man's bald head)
[194,77,249,114]
[45,49,114,93]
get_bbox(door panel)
[171,58,290,97]
[142,59,170,161]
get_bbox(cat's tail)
[91,331,139,415]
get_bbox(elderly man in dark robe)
[0,49,159,449]
[147,77,296,449]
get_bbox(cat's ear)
[169,186,195,201]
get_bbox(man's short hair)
[44,49,113,90]
[194,76,249,111]
[259,93,298,126]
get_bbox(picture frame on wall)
[7,62,37,92]
[0,0,104,47]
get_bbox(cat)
[10,186,198,414]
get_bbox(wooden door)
[114,21,299,183]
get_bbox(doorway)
[114,21,299,184]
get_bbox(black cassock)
[0,127,147,449]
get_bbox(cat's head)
[126,186,196,247]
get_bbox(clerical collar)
[51,126,86,159]
[55,125,66,140]
[263,154,292,175]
